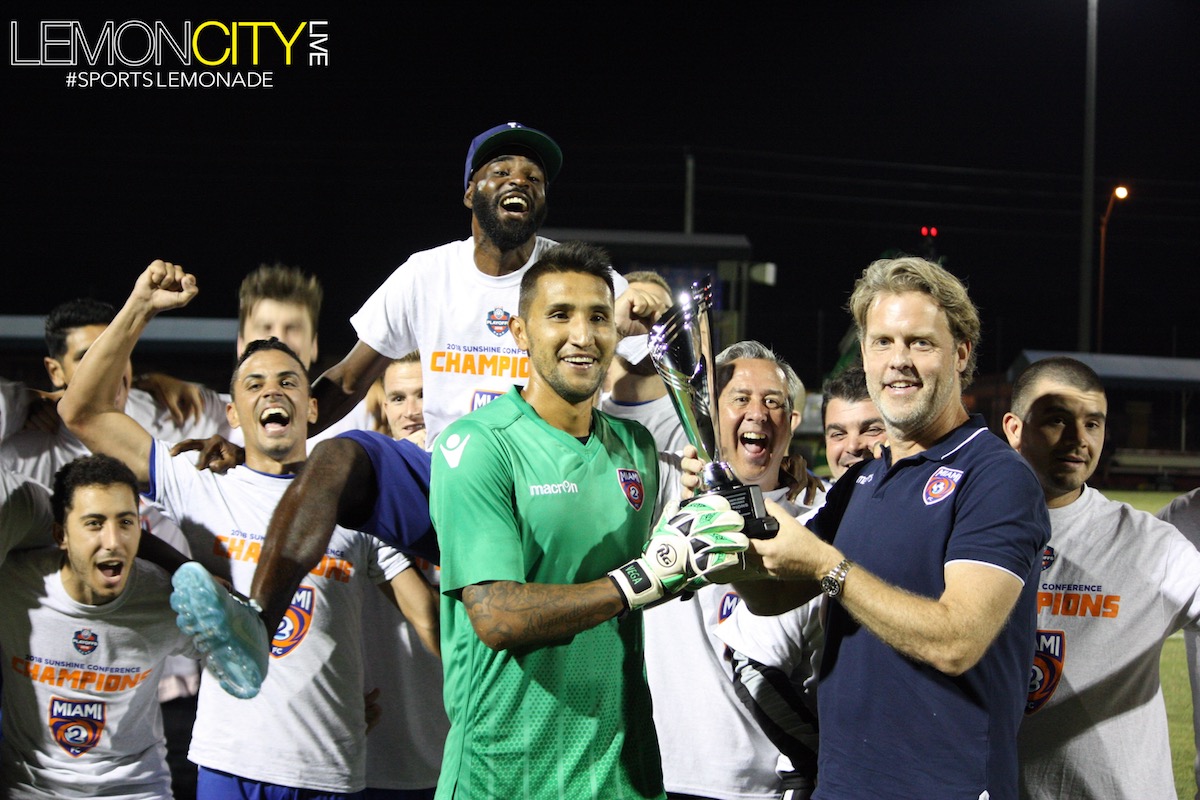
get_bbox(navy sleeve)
[336,430,439,565]
[807,459,870,543]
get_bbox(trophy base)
[682,483,779,539]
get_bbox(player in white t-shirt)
[360,354,447,800]
[1004,356,1200,800]
[188,262,374,465]
[1158,489,1200,798]
[0,455,198,799]
[0,465,54,560]
[1,298,230,489]
[306,121,661,448]
[233,262,375,447]
[0,295,231,800]
[60,262,438,799]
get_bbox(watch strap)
[822,558,853,597]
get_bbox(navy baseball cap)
[463,122,563,191]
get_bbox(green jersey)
[431,387,663,800]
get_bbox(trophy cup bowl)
[649,278,778,538]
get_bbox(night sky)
[4,2,1198,390]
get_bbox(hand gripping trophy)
[649,278,779,538]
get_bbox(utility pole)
[1077,0,1098,352]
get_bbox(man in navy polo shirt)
[729,256,1049,800]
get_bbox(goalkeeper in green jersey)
[430,241,747,800]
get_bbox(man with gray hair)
[723,256,1049,799]
[709,365,888,800]
[641,339,824,800]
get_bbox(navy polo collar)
[883,413,991,468]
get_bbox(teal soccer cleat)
[170,562,269,699]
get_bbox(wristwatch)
[821,559,854,598]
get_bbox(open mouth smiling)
[259,407,291,432]
[97,559,124,581]
[886,379,920,393]
[499,193,530,214]
[740,431,769,456]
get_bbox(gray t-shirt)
[1018,486,1200,799]
[1159,487,1200,800]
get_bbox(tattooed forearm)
[462,579,626,651]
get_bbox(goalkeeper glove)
[608,495,748,612]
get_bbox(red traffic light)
[920,226,938,238]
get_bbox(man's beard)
[544,368,605,406]
[473,188,547,252]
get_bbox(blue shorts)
[197,767,365,800]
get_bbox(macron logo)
[439,433,471,469]
[529,480,579,496]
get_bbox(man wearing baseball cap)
[304,121,661,448]
[462,121,564,192]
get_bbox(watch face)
[821,575,841,597]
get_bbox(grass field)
[1162,636,1196,799]
[1108,489,1195,798]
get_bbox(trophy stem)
[700,462,738,492]
[652,276,777,538]
[696,304,722,463]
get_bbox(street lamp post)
[1077,0,1099,352]
[1095,184,1129,352]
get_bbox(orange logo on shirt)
[213,535,354,582]
[50,696,105,757]
[430,350,529,378]
[1026,630,1065,715]
[271,585,314,657]
[1037,591,1120,618]
[13,658,152,693]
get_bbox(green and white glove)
[608,495,748,612]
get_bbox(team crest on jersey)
[1026,629,1065,715]
[49,696,105,756]
[1041,545,1057,571]
[72,628,98,656]
[617,469,644,511]
[271,585,314,658]
[922,466,963,506]
[485,307,512,337]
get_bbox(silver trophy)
[649,277,778,538]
